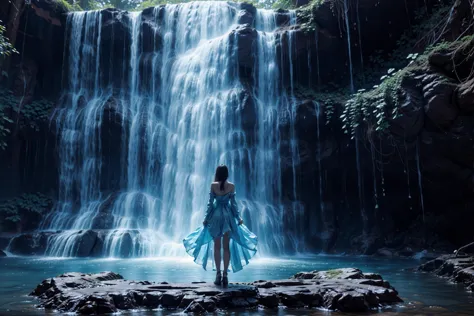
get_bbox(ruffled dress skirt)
[183,201,258,273]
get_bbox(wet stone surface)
[30,268,402,313]
[419,255,474,291]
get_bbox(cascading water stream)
[254,9,305,253]
[404,139,412,209]
[343,0,367,234]
[415,141,425,222]
[370,143,378,210]
[313,101,325,227]
[39,2,301,257]
[286,10,305,252]
[288,10,299,203]
[315,30,321,88]
[343,0,354,93]
[356,0,363,72]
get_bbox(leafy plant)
[356,1,454,88]
[11,98,54,131]
[0,89,54,149]
[341,55,417,137]
[297,0,346,35]
[345,33,474,139]
[0,21,18,58]
[0,193,53,232]
[272,0,295,10]
[0,89,17,150]
[134,0,263,11]
[53,0,83,12]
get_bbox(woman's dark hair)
[214,164,229,191]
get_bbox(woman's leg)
[223,232,230,272]
[214,237,221,271]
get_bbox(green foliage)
[0,193,52,230]
[135,0,263,11]
[0,89,17,150]
[325,269,343,278]
[294,83,350,125]
[296,0,336,33]
[356,1,453,88]
[0,21,18,58]
[272,0,324,10]
[0,89,54,149]
[342,53,423,137]
[53,0,83,12]
[92,0,142,10]
[272,0,295,9]
[135,0,179,10]
[345,34,474,138]
[0,115,13,150]
[11,98,54,131]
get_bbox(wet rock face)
[419,255,474,291]
[30,269,402,313]
[7,232,54,256]
[457,77,474,112]
[293,34,474,254]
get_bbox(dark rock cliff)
[1,0,473,256]
[0,0,66,201]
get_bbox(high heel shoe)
[222,272,228,287]
[214,271,222,286]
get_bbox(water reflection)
[1,256,473,314]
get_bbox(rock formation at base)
[30,268,402,313]
[418,255,474,291]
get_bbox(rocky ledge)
[30,268,402,314]
[418,255,474,291]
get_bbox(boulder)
[8,232,53,256]
[118,232,133,258]
[418,255,474,291]
[235,2,256,25]
[231,24,257,73]
[422,75,458,128]
[184,301,206,313]
[74,230,98,257]
[457,77,474,112]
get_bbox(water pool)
[1,255,473,315]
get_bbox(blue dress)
[183,191,258,272]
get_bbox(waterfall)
[415,141,425,222]
[370,143,378,210]
[404,139,412,206]
[41,2,301,257]
[253,9,304,253]
[288,10,299,202]
[282,10,305,252]
[343,0,354,93]
[315,29,321,88]
[313,101,325,228]
[356,0,363,72]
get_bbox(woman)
[183,164,258,286]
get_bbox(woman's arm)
[203,186,215,225]
[230,191,243,225]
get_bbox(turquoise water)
[1,255,473,315]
